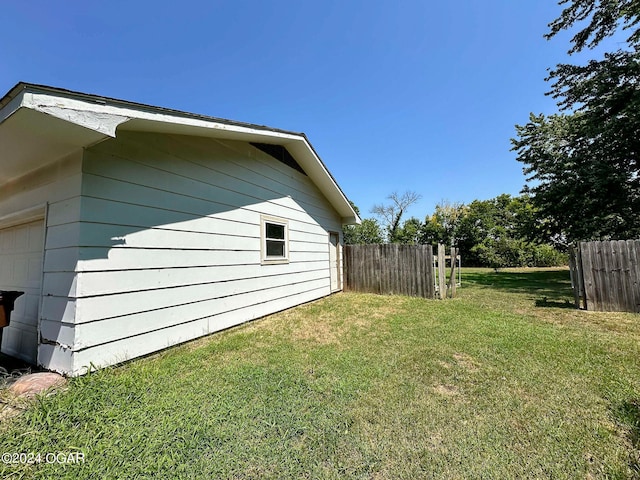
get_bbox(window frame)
[260,215,289,265]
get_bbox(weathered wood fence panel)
[344,244,435,298]
[569,240,640,312]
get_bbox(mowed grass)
[1,268,639,479]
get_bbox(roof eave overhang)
[0,83,361,225]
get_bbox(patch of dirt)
[425,432,448,453]
[366,304,403,320]
[433,384,459,396]
[453,353,479,372]
[0,403,23,422]
[291,321,340,345]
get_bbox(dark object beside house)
[0,291,24,331]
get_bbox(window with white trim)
[261,215,289,264]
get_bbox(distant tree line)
[344,192,567,269]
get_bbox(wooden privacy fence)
[343,244,435,298]
[569,240,640,312]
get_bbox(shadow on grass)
[464,269,573,302]
[534,297,576,309]
[612,399,640,475]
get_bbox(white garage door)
[0,219,44,364]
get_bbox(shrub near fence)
[343,244,435,298]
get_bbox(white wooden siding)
[70,287,326,373]
[84,133,339,225]
[0,151,83,372]
[62,131,342,374]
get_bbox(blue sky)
[0,1,618,221]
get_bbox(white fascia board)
[22,90,302,142]
[11,86,361,225]
[21,92,129,137]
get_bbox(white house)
[0,83,360,375]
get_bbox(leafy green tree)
[546,0,639,53]
[395,217,423,244]
[471,237,526,271]
[456,195,515,265]
[344,218,384,245]
[471,237,566,271]
[513,112,640,241]
[420,201,466,247]
[513,0,640,241]
[343,202,384,244]
[453,194,565,267]
[419,215,443,246]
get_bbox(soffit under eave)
[0,108,109,184]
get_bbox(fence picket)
[581,242,597,310]
[631,240,640,312]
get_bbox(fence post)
[448,247,457,298]
[438,244,446,299]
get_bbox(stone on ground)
[9,372,66,397]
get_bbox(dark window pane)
[266,240,285,257]
[266,223,285,239]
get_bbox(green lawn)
[1,268,639,479]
